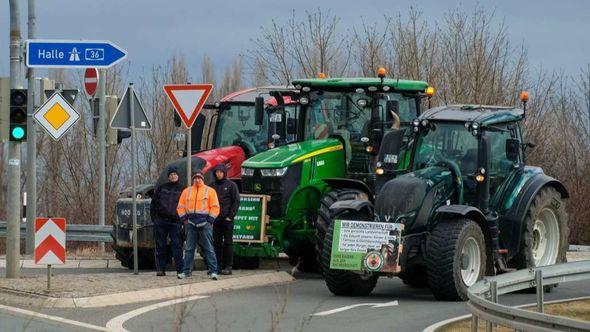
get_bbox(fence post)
[487,280,498,332]
[471,315,479,332]
[535,270,544,313]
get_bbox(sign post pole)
[97,69,106,255]
[186,82,192,185]
[129,83,138,275]
[47,264,51,290]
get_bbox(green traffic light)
[11,126,25,140]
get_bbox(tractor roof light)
[302,86,311,92]
[368,86,378,92]
[295,84,302,90]
[413,119,420,127]
[355,88,365,94]
[425,86,435,97]
[471,122,479,130]
[377,67,387,78]
[382,85,390,91]
[520,91,529,103]
[318,72,327,79]
[421,120,429,127]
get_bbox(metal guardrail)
[467,260,590,332]
[0,222,112,243]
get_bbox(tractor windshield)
[213,103,297,154]
[413,122,478,175]
[303,91,417,141]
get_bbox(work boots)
[221,266,233,275]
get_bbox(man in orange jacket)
[177,170,220,280]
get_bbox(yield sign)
[33,91,80,140]
[163,84,213,128]
[35,218,66,265]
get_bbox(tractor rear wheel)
[510,187,569,269]
[426,219,486,301]
[315,188,369,271]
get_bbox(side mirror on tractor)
[254,96,265,126]
[505,138,520,162]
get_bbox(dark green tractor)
[321,101,569,300]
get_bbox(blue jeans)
[153,217,184,273]
[183,223,218,275]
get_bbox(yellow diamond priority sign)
[34,92,80,140]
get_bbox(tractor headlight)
[260,167,289,177]
[241,168,255,177]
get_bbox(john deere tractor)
[320,99,569,300]
[237,73,432,270]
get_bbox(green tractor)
[237,72,432,270]
[320,99,569,300]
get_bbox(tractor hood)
[375,166,455,234]
[242,138,342,169]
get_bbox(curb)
[27,271,294,308]
[422,295,590,332]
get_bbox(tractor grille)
[242,164,302,218]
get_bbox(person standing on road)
[177,170,220,280]
[150,167,184,277]
[211,164,240,275]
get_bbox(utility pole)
[7,0,22,278]
[98,69,106,254]
[25,0,36,256]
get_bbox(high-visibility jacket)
[177,183,220,222]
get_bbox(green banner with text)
[233,194,268,243]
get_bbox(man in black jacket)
[150,167,184,277]
[211,164,240,275]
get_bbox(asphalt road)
[1,269,590,332]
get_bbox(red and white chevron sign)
[35,218,66,265]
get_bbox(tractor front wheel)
[426,219,486,301]
[316,188,369,271]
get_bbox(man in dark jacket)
[211,164,240,275]
[150,167,184,276]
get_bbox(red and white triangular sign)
[163,84,213,128]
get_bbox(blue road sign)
[26,39,127,68]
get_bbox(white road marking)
[0,304,108,331]
[105,295,209,332]
[312,300,399,316]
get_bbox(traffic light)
[9,89,27,142]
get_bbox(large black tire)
[321,220,379,296]
[315,188,369,271]
[233,256,260,269]
[510,187,569,269]
[426,219,487,301]
[400,265,429,288]
[113,246,156,270]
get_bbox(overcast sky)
[1,0,589,85]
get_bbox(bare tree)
[248,9,350,84]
